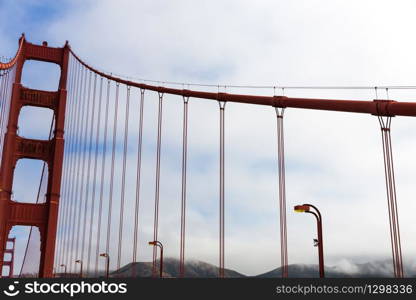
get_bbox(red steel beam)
[70,49,416,118]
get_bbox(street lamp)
[75,259,83,278]
[60,264,67,278]
[148,241,164,278]
[294,203,325,278]
[100,253,110,278]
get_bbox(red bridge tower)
[0,36,69,278]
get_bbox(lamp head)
[75,260,81,263]
[294,204,310,213]
[148,241,156,246]
[99,253,108,258]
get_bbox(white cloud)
[3,0,416,276]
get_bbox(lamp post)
[60,264,67,278]
[294,203,325,278]
[99,253,110,278]
[75,260,83,278]
[148,241,164,278]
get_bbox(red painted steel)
[70,49,416,118]
[2,237,15,277]
[0,38,23,70]
[0,36,69,278]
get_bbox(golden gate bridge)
[0,35,413,278]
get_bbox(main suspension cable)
[68,50,416,91]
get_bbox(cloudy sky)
[2,0,416,277]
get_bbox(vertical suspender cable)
[387,127,404,278]
[69,65,86,273]
[379,117,397,276]
[87,76,103,274]
[0,70,12,162]
[152,92,164,277]
[0,70,5,146]
[218,100,226,278]
[0,71,8,119]
[58,56,76,266]
[5,68,12,135]
[0,70,5,132]
[63,60,81,272]
[0,70,7,117]
[72,68,89,272]
[2,68,9,145]
[106,82,120,273]
[132,89,145,277]
[76,71,92,273]
[117,85,130,271]
[179,96,189,278]
[95,79,111,276]
[54,55,74,271]
[275,106,288,278]
[82,74,99,275]
[0,70,9,149]
[377,99,404,278]
[65,60,82,271]
[81,73,97,274]
[389,134,403,277]
[55,56,76,270]
[0,70,9,152]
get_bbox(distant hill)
[257,261,416,278]
[257,264,377,278]
[109,258,415,278]
[257,264,348,278]
[110,258,245,278]
[21,257,416,278]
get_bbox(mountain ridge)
[109,257,415,278]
